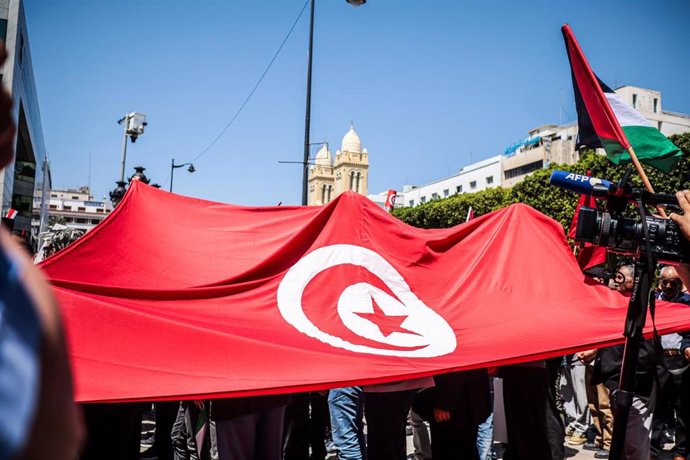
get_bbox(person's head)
[659,265,683,299]
[614,265,635,293]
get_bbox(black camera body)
[550,169,690,264]
[576,206,690,264]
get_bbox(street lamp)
[170,159,195,192]
[301,0,365,205]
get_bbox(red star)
[354,297,418,338]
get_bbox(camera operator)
[670,190,690,292]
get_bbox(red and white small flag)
[465,206,474,222]
[5,209,18,220]
[384,190,397,213]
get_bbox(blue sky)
[24,0,690,205]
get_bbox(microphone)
[549,170,613,197]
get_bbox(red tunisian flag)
[384,190,397,212]
[40,182,690,402]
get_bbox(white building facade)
[370,155,502,209]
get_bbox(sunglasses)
[660,278,681,286]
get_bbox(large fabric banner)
[41,182,690,402]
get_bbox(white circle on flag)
[277,244,457,357]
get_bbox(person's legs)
[365,390,416,460]
[328,387,364,460]
[476,412,494,460]
[676,367,690,458]
[172,402,193,460]
[624,385,656,460]
[80,402,142,460]
[501,365,552,460]
[651,366,673,456]
[283,393,310,460]
[155,401,181,460]
[586,366,605,449]
[256,405,286,460]
[546,358,565,460]
[216,413,258,460]
[597,384,614,451]
[410,409,431,460]
[309,392,329,460]
[564,363,590,435]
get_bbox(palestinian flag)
[562,24,682,173]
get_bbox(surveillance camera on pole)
[114,112,148,200]
[124,112,147,143]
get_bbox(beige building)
[32,187,113,233]
[308,125,369,206]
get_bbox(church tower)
[334,124,368,197]
[307,124,369,206]
[307,144,334,206]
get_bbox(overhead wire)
[188,0,310,165]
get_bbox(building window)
[96,208,104,213]
[50,193,57,198]
[486,176,494,185]
[72,196,79,200]
[63,217,73,223]
[75,218,87,224]
[64,206,71,211]
[470,181,477,190]
[421,196,427,203]
[408,200,414,207]
[504,160,544,179]
[78,207,86,212]
[632,94,637,108]
[456,185,463,193]
[91,219,101,225]
[443,189,449,197]
[431,193,439,200]
[653,98,658,113]
[49,204,57,210]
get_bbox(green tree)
[394,132,690,231]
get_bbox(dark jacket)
[412,369,490,428]
[212,394,290,420]
[591,341,658,397]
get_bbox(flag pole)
[625,145,667,218]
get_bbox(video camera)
[550,169,690,264]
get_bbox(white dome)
[341,125,362,153]
[315,144,331,165]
